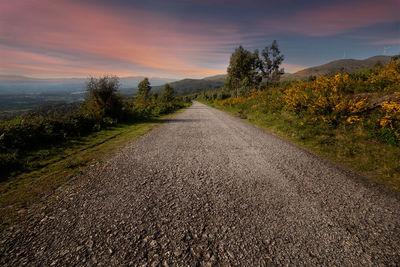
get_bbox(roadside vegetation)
[0,76,191,227]
[199,41,400,192]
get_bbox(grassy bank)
[201,99,400,193]
[0,107,188,229]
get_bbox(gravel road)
[1,101,400,266]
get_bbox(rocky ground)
[1,101,399,266]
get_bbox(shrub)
[82,76,123,120]
[380,92,400,140]
[370,59,400,92]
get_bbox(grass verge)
[201,100,400,194]
[0,108,187,229]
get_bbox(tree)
[152,91,159,102]
[391,54,400,62]
[161,83,175,102]
[239,77,251,96]
[226,46,261,97]
[136,77,151,103]
[261,40,284,86]
[83,75,122,119]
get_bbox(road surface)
[1,101,400,266]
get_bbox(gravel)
[1,101,400,266]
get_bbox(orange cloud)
[0,0,241,78]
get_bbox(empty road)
[1,101,400,266]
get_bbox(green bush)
[0,153,20,181]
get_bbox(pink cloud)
[0,0,238,78]
[0,45,117,78]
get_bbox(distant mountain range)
[0,55,394,96]
[281,55,392,81]
[0,75,176,95]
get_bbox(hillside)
[153,75,226,95]
[282,55,391,81]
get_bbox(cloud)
[261,0,400,36]
[1,0,398,78]
[0,0,240,78]
[371,39,400,45]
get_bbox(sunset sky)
[1,0,399,79]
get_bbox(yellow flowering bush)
[283,73,369,123]
[218,88,285,113]
[370,59,400,92]
[380,92,400,138]
[218,96,245,107]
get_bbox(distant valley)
[0,75,177,95]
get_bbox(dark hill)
[153,75,226,95]
[282,55,391,81]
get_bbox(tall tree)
[161,83,175,102]
[136,77,151,103]
[226,46,261,97]
[261,40,284,86]
[151,91,159,102]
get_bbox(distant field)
[0,93,84,116]
[0,91,137,116]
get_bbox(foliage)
[283,73,369,124]
[226,46,262,97]
[136,77,152,104]
[225,41,284,96]
[161,83,175,102]
[82,75,123,120]
[370,59,400,92]
[261,40,285,86]
[152,91,159,102]
[380,92,400,141]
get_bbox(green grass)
[202,100,400,194]
[0,109,186,229]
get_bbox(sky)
[0,0,399,79]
